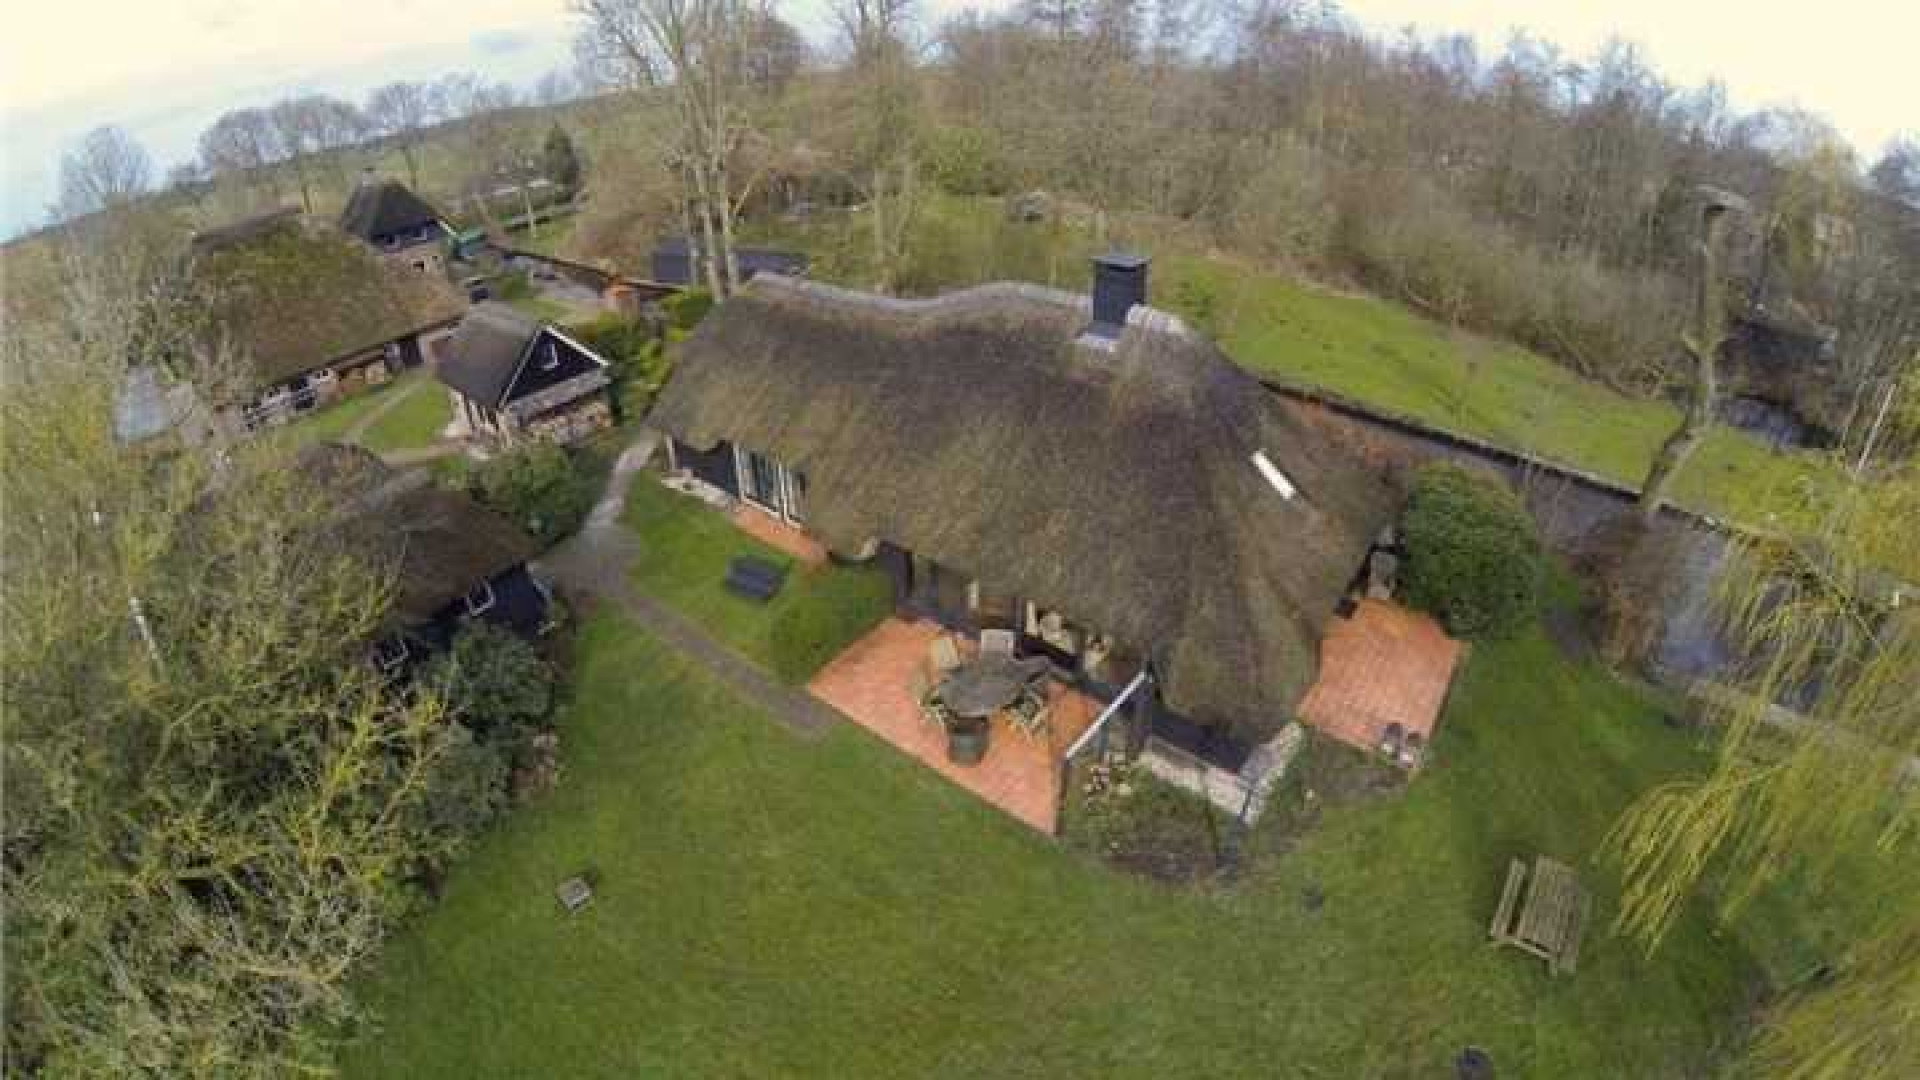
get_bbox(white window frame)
[374,637,411,673]
[733,446,804,525]
[463,580,497,616]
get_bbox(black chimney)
[1089,253,1149,336]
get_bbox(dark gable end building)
[339,178,453,270]
[190,212,465,433]
[650,257,1399,740]
[436,302,614,446]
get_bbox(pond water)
[1718,394,1823,449]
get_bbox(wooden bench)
[723,556,788,602]
[1489,855,1590,976]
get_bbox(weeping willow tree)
[1608,374,1920,1078]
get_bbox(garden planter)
[946,722,990,766]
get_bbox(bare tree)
[198,107,284,206]
[365,81,434,190]
[576,0,774,297]
[55,126,152,220]
[831,0,922,293]
[1637,186,1747,522]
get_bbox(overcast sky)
[2,0,1915,240]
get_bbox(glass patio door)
[736,447,804,524]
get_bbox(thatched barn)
[339,177,451,256]
[650,258,1399,738]
[190,211,464,432]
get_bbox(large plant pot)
[946,722,990,766]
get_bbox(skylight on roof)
[1251,450,1297,500]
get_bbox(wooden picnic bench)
[1489,855,1590,976]
[723,555,787,602]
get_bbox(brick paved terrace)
[808,617,1100,833]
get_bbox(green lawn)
[505,211,580,258]
[276,370,450,456]
[621,474,895,682]
[357,380,452,455]
[343,581,1795,1077]
[277,376,410,446]
[504,295,590,326]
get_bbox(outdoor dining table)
[935,655,1052,719]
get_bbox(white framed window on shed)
[463,580,497,616]
[538,340,561,371]
[374,638,411,673]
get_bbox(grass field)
[621,474,895,682]
[357,380,452,455]
[277,370,450,456]
[341,570,1803,1078]
[745,196,1837,529]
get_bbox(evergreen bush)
[1400,462,1543,638]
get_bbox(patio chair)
[1398,731,1425,769]
[980,628,1017,659]
[1378,722,1406,757]
[928,634,962,678]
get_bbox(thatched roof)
[299,444,538,628]
[193,217,464,393]
[340,180,443,242]
[652,274,1399,735]
[438,302,539,407]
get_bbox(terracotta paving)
[732,503,829,566]
[1297,599,1464,757]
[807,617,1099,834]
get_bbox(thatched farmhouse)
[436,303,614,446]
[651,257,1400,738]
[190,211,464,433]
[339,177,453,271]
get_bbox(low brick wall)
[1139,723,1304,823]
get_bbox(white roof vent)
[1251,450,1297,500]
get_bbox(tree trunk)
[1637,192,1741,523]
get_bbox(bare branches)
[56,126,152,221]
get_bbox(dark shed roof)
[302,444,539,627]
[339,180,444,242]
[437,302,541,408]
[651,237,809,286]
[651,275,1399,736]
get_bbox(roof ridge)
[749,273,1088,318]
[747,273,1199,347]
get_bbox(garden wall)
[1266,382,1740,685]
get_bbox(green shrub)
[421,622,556,751]
[766,566,895,684]
[1399,462,1543,638]
[923,124,1009,196]
[415,723,511,858]
[568,314,671,418]
[663,288,714,331]
[472,442,597,545]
